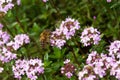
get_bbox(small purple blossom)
[59,17,80,40]
[7,34,30,50]
[0,24,30,63]
[65,72,73,78]
[0,23,3,29]
[87,51,108,78]
[78,51,116,80]
[61,59,76,78]
[110,60,120,80]
[50,17,80,49]
[0,47,17,63]
[64,59,70,64]
[80,27,101,46]
[93,16,96,20]
[0,67,3,73]
[12,59,44,80]
[50,28,66,49]
[43,0,48,2]
[78,65,97,80]
[0,28,17,63]
[17,0,21,5]
[0,30,10,46]
[107,0,111,3]
[0,0,21,14]
[86,51,100,65]
[107,40,120,79]
[3,2,14,13]
[108,40,120,59]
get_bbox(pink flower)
[0,0,21,14]
[61,59,76,78]
[0,23,3,29]
[65,72,73,78]
[0,67,3,73]
[80,27,101,46]
[43,0,48,2]
[17,0,21,5]
[108,40,120,59]
[0,47,16,63]
[78,51,116,80]
[50,28,66,49]
[107,0,111,3]
[93,16,96,20]
[60,18,80,40]
[64,59,70,64]
[78,65,97,80]
[7,34,30,50]
[50,17,80,49]
[13,59,44,80]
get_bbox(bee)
[39,29,51,48]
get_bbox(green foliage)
[0,0,120,80]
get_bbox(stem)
[79,47,85,55]
[71,49,80,65]
[15,16,42,58]
[3,20,27,59]
[67,44,80,66]
[14,7,43,58]
[49,0,62,18]
[2,20,14,38]
[42,74,46,80]
[29,36,43,55]
[73,37,84,54]
[15,16,25,33]
[49,0,58,11]
[14,6,26,33]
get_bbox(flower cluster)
[0,27,16,63]
[110,60,120,79]
[60,18,80,40]
[108,40,120,80]
[7,34,30,50]
[80,27,101,46]
[0,0,20,14]
[78,65,98,80]
[61,59,76,78]
[12,59,44,80]
[0,24,30,63]
[78,40,120,80]
[0,47,17,63]
[86,51,116,77]
[50,18,80,49]
[108,40,120,59]
[78,51,116,80]
[50,29,66,49]
[0,29,10,46]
